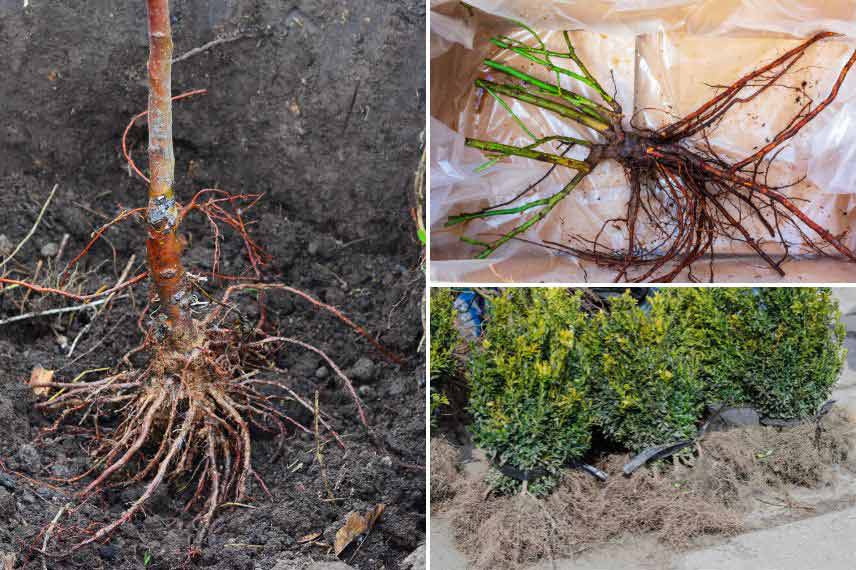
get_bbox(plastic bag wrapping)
[429,2,856,282]
[439,0,856,39]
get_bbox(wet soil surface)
[0,1,425,568]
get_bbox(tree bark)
[145,0,192,334]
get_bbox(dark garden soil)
[0,1,425,568]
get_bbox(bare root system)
[439,410,855,570]
[448,30,856,282]
[30,281,378,554]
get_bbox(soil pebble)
[40,242,58,257]
[0,234,11,256]
[348,357,376,383]
[0,473,15,492]
[307,236,337,260]
[315,366,329,379]
[292,352,322,379]
[15,443,41,474]
[387,377,408,397]
[98,544,118,561]
[50,461,72,479]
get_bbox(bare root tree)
[0,0,397,554]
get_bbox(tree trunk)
[145,0,192,335]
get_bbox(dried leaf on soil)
[334,503,385,556]
[28,366,53,397]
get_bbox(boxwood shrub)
[460,287,845,495]
[468,289,592,495]
[430,288,460,419]
[661,288,845,420]
[581,292,703,452]
[747,288,845,419]
[655,287,756,406]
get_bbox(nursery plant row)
[431,287,846,494]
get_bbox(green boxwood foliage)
[655,287,756,406]
[581,292,703,452]
[748,288,845,419]
[468,289,592,495]
[662,288,846,419]
[430,288,460,419]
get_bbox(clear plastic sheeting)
[429,1,856,283]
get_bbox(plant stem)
[482,59,610,122]
[561,31,618,111]
[146,0,193,333]
[476,79,611,133]
[474,170,590,259]
[466,139,591,172]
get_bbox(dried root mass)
[439,410,855,570]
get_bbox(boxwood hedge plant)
[469,289,592,495]
[656,287,757,407]
[430,288,460,420]
[662,288,845,420]
[748,288,845,419]
[582,292,703,452]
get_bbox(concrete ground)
[431,288,856,570]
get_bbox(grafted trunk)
[145,0,192,334]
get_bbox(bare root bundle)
[430,438,462,508]
[448,30,856,282]
[688,407,855,504]
[444,411,855,570]
[446,459,741,570]
[444,481,553,570]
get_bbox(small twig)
[0,184,58,271]
[0,272,146,302]
[42,502,70,569]
[171,34,245,64]
[19,259,42,313]
[54,233,70,265]
[58,315,126,372]
[0,296,124,326]
[47,367,110,402]
[756,496,816,512]
[218,502,257,509]
[315,391,334,501]
[314,263,348,290]
[67,255,136,356]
